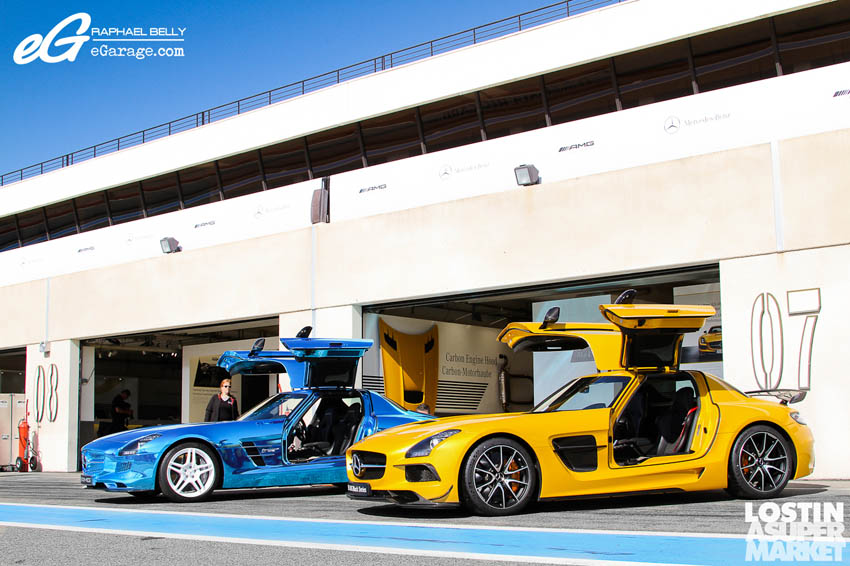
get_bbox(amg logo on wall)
[558,141,594,152]
[359,184,387,194]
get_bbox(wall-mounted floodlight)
[514,164,540,186]
[160,237,182,254]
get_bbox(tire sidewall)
[157,442,220,503]
[729,425,793,499]
[462,437,536,516]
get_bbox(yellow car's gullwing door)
[498,322,624,372]
[599,304,715,371]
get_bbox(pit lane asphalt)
[0,472,847,565]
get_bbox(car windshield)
[533,375,632,413]
[239,392,308,421]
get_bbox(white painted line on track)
[0,521,699,566]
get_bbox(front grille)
[351,450,386,480]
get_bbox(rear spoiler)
[745,389,807,405]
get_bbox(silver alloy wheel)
[165,446,216,498]
[472,444,531,510]
[738,430,789,493]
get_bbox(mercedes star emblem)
[351,453,363,478]
[664,116,681,134]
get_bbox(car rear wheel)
[158,442,219,503]
[461,437,536,516]
[727,425,793,499]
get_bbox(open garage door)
[78,317,280,446]
[362,266,721,416]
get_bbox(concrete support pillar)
[79,347,96,448]
[279,306,362,341]
[25,340,80,472]
[279,306,363,389]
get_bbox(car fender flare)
[457,432,543,503]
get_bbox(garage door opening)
[79,317,279,446]
[362,266,721,416]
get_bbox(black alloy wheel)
[461,437,536,516]
[727,425,793,499]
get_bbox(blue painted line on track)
[0,503,845,565]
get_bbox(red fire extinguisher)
[16,400,37,472]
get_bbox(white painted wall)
[25,340,79,472]
[720,245,850,480]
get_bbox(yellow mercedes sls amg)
[699,325,723,353]
[346,300,814,516]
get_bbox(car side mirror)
[296,326,312,338]
[540,307,560,330]
[249,338,265,357]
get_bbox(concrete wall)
[720,245,850,479]
[2,124,848,350]
[25,340,80,472]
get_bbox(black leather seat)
[331,403,362,455]
[656,386,698,456]
[304,398,347,454]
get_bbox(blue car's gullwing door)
[217,350,294,377]
[218,338,372,389]
[279,338,372,389]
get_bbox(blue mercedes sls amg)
[80,333,433,502]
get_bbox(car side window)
[239,393,306,421]
[535,375,631,412]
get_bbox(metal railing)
[1,0,621,187]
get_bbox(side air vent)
[241,441,266,467]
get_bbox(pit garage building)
[0,0,848,478]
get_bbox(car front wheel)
[461,437,536,516]
[727,425,793,499]
[158,442,220,503]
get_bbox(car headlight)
[118,434,162,456]
[405,429,460,458]
[790,412,807,426]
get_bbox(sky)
[0,0,550,177]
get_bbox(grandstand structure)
[0,0,848,476]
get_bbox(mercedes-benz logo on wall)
[438,165,452,180]
[664,116,681,134]
[351,453,363,478]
